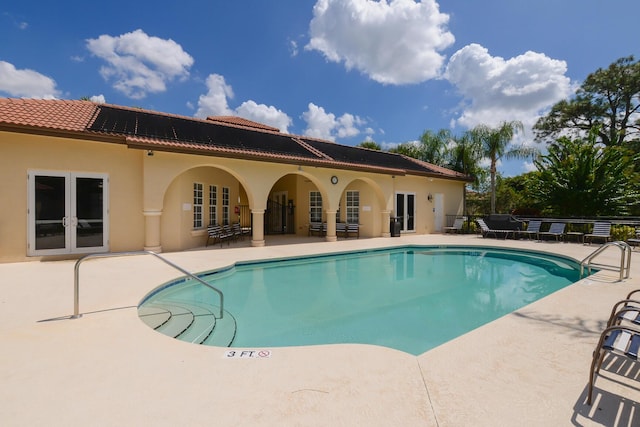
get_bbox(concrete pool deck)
[1,234,639,426]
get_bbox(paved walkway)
[1,234,639,426]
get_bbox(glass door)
[74,176,107,249]
[395,192,415,232]
[28,171,108,256]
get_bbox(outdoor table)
[565,231,584,243]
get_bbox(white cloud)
[302,103,365,141]
[195,74,292,133]
[86,29,194,99]
[195,74,234,117]
[0,61,60,98]
[89,94,106,104]
[444,43,573,130]
[236,101,292,133]
[289,39,299,57]
[306,0,454,85]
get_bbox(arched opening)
[160,165,251,252]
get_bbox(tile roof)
[0,98,472,181]
[0,98,98,132]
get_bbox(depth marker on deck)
[224,350,272,358]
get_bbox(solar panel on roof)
[302,138,437,174]
[86,106,458,177]
[88,106,320,159]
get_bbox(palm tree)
[419,129,453,166]
[448,132,484,187]
[469,121,536,214]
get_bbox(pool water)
[140,246,584,355]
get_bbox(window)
[193,183,203,229]
[222,187,230,225]
[346,191,359,224]
[209,185,217,225]
[309,191,322,222]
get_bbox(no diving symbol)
[223,349,272,358]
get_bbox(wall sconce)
[427,193,433,202]
[146,150,154,157]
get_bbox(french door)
[28,171,109,256]
[395,192,415,232]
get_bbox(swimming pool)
[138,246,585,355]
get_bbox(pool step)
[152,304,195,338]
[138,300,236,347]
[202,310,237,347]
[138,305,171,329]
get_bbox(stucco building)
[0,98,471,262]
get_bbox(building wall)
[1,130,466,262]
[0,131,144,262]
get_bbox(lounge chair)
[444,217,465,234]
[538,223,565,241]
[588,324,640,405]
[588,290,640,404]
[476,218,513,239]
[584,222,612,245]
[627,228,640,251]
[517,220,541,240]
[606,290,640,327]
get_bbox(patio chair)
[444,217,465,234]
[221,225,235,244]
[517,220,542,240]
[206,225,228,247]
[627,228,640,251]
[584,222,612,245]
[476,218,513,239]
[346,223,359,238]
[538,223,565,241]
[587,324,640,405]
[308,222,323,237]
[232,223,244,240]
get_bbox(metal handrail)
[72,250,224,319]
[580,241,632,281]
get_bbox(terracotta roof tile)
[0,98,97,132]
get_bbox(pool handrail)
[72,250,224,319]
[580,241,632,281]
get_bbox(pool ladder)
[72,250,224,319]
[580,241,632,282]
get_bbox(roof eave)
[0,124,125,144]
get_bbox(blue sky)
[2,0,639,176]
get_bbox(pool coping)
[1,234,639,426]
